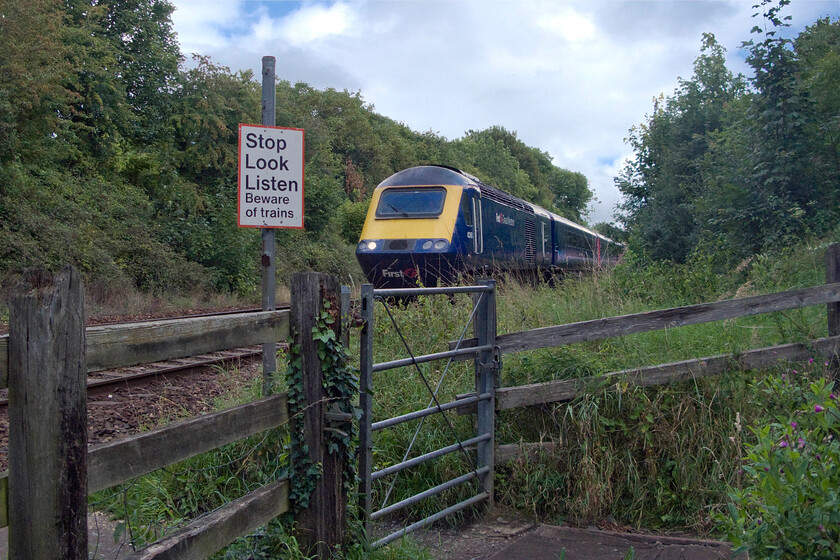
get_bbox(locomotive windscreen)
[375,187,447,219]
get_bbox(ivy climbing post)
[289,272,353,557]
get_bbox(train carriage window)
[376,187,447,219]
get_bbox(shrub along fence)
[0,269,350,560]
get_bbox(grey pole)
[474,279,496,503]
[261,56,277,395]
[358,284,375,528]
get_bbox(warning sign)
[238,124,305,228]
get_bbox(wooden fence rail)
[3,268,345,560]
[0,309,289,387]
[452,282,840,357]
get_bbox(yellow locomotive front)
[355,167,470,288]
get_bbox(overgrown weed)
[91,235,839,554]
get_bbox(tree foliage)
[617,3,840,265]
[0,0,592,295]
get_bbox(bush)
[335,200,370,244]
[721,371,840,559]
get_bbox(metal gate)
[359,281,498,547]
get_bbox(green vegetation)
[5,0,840,557]
[616,2,840,268]
[366,233,838,541]
[87,231,838,557]
[0,0,591,309]
[720,375,840,558]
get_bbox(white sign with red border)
[238,124,305,228]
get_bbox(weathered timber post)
[474,279,496,503]
[291,272,346,557]
[828,243,840,379]
[8,266,87,559]
[828,243,840,337]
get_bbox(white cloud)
[169,0,840,224]
[278,2,356,45]
[171,0,246,52]
[538,8,597,42]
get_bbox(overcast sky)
[169,0,839,225]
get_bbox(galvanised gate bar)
[358,281,498,548]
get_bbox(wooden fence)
[0,269,347,560]
[454,244,840,463]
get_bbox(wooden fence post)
[8,266,87,559]
[291,272,346,557]
[828,243,840,337]
[828,243,840,380]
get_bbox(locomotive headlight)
[367,241,378,250]
[422,240,433,250]
[434,240,448,250]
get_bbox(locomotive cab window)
[376,187,447,219]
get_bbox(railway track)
[0,306,292,408]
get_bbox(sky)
[169,0,840,225]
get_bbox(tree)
[0,0,69,165]
[616,34,744,262]
[97,0,182,141]
[794,17,840,225]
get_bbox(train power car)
[355,165,622,289]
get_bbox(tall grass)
[366,235,838,535]
[92,233,839,556]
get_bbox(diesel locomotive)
[355,165,623,289]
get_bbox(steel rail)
[372,492,490,548]
[370,466,490,521]
[372,344,493,372]
[371,392,492,432]
[374,285,493,297]
[371,433,490,481]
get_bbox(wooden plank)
[450,283,840,357]
[494,336,840,411]
[1,310,288,384]
[495,442,557,464]
[88,393,288,493]
[127,478,289,560]
[86,310,289,373]
[0,393,289,530]
[8,266,88,559]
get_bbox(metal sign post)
[238,56,305,395]
[260,56,276,395]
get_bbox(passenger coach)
[356,165,622,289]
